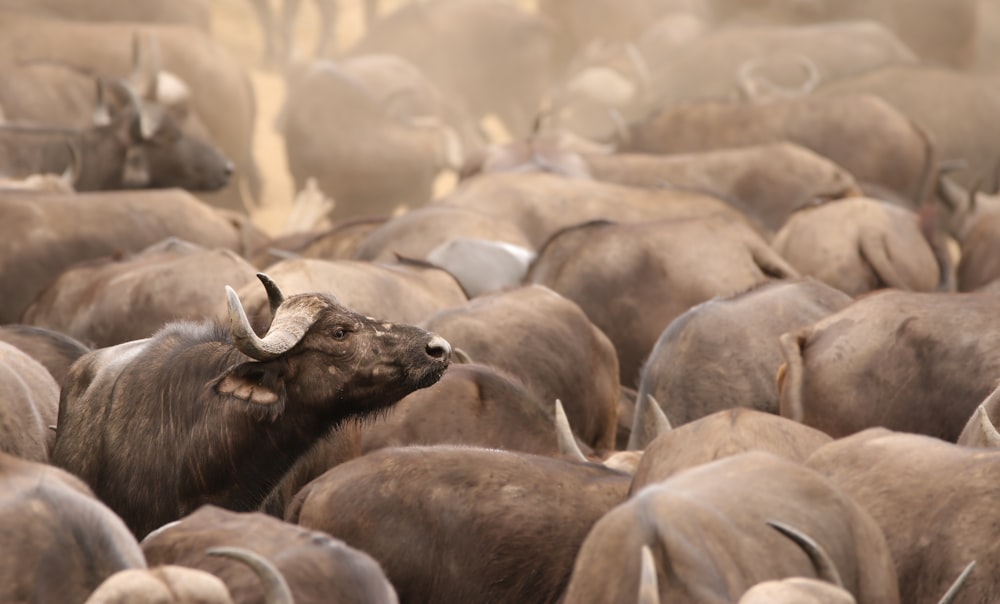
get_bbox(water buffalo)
[806,428,998,603]
[0,451,147,602]
[635,279,852,429]
[288,445,631,604]
[0,189,265,324]
[85,548,292,604]
[51,273,452,537]
[141,505,397,604]
[24,238,259,348]
[563,452,900,603]
[420,284,620,451]
[778,290,1000,441]
[0,78,232,192]
[361,363,578,457]
[527,217,797,387]
[281,59,463,221]
[444,171,757,249]
[772,197,949,296]
[0,11,260,211]
[0,341,60,461]
[463,141,861,235]
[0,324,91,385]
[629,408,833,492]
[621,93,931,205]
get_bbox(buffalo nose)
[223,161,235,176]
[426,335,452,360]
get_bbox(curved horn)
[627,394,672,451]
[206,547,294,604]
[256,272,285,318]
[638,545,660,604]
[226,280,325,361]
[554,399,588,462]
[937,560,976,604]
[767,520,844,588]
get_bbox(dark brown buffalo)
[24,238,259,348]
[772,198,948,296]
[778,290,1000,442]
[0,451,146,603]
[287,445,631,604]
[50,274,452,538]
[621,93,930,205]
[635,279,852,428]
[0,324,90,386]
[361,363,580,457]
[629,409,833,493]
[444,171,759,249]
[527,217,797,388]
[0,189,264,324]
[806,428,999,603]
[465,141,861,235]
[419,284,620,451]
[563,452,900,603]
[0,341,60,461]
[141,505,397,604]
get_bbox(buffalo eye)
[332,328,348,340]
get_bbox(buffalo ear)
[213,361,288,422]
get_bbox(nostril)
[425,335,452,360]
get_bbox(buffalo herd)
[2,0,1000,602]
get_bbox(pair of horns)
[226,273,325,361]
